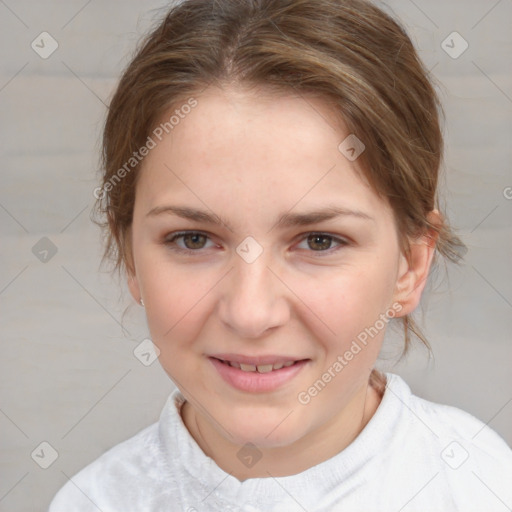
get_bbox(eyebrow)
[146,204,374,230]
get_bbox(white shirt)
[48,373,512,511]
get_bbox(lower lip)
[209,357,309,393]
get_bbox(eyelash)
[163,231,349,257]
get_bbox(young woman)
[49,0,512,510]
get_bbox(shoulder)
[404,376,511,457]
[384,373,512,510]
[47,387,189,512]
[48,421,165,512]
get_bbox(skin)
[127,85,439,481]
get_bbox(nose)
[218,253,290,339]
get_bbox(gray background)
[1,1,511,511]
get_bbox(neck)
[181,380,382,481]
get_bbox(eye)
[295,232,349,255]
[164,231,216,254]
[163,230,349,256]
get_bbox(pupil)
[185,234,205,249]
[309,234,331,251]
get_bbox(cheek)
[294,262,397,338]
[137,241,399,365]
[138,256,211,348]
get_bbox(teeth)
[239,363,257,372]
[232,361,297,372]
[256,364,273,373]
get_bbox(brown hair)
[95,0,466,365]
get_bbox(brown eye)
[307,234,334,251]
[181,233,207,249]
[296,232,349,255]
[164,231,214,254]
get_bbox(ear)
[392,210,440,316]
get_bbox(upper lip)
[209,353,309,366]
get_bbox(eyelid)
[163,230,350,256]
[293,232,349,255]
[164,230,217,254]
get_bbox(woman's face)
[128,85,415,447]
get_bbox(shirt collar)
[158,373,410,508]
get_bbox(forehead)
[135,85,390,223]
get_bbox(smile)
[215,358,297,373]
[209,356,310,393]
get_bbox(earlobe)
[392,211,440,316]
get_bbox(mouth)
[208,355,311,393]
[211,357,304,374]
